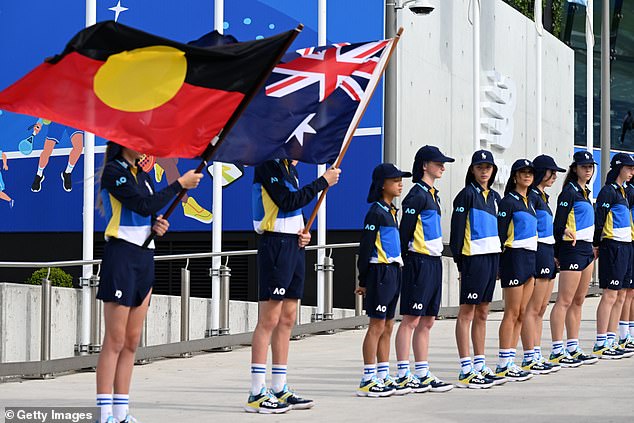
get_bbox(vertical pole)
[180,267,190,343]
[209,0,225,337]
[587,0,595,199]
[323,255,334,321]
[81,0,97,358]
[89,275,102,353]
[354,254,364,329]
[40,276,52,363]
[316,0,327,322]
[535,0,543,155]
[473,0,481,151]
[384,1,397,163]
[219,265,231,336]
[600,0,610,183]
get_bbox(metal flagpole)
[316,0,327,322]
[587,0,595,199]
[535,0,543,155]
[209,0,224,337]
[80,0,97,356]
[473,0,481,151]
[600,0,610,184]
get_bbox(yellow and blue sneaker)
[395,372,430,393]
[244,387,291,414]
[568,347,599,365]
[537,354,560,372]
[549,350,582,367]
[383,375,411,395]
[357,376,394,397]
[521,359,552,375]
[618,336,634,353]
[592,343,624,360]
[456,370,493,389]
[273,385,314,410]
[418,371,454,392]
[495,363,532,382]
[480,366,507,385]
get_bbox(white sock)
[376,362,390,380]
[534,346,542,360]
[630,321,634,338]
[113,394,129,421]
[523,349,534,363]
[459,357,472,374]
[96,394,113,423]
[473,355,486,372]
[250,363,267,395]
[497,349,510,367]
[414,361,429,378]
[65,162,75,174]
[271,364,287,393]
[607,332,617,346]
[397,360,410,378]
[596,333,607,346]
[509,349,517,365]
[362,364,376,382]
[37,167,44,177]
[619,321,629,340]
[552,340,564,355]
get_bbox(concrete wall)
[0,283,356,363]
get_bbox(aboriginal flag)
[0,21,297,158]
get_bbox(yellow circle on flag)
[94,45,187,112]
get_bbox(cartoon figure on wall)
[30,120,83,192]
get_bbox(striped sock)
[473,355,486,372]
[37,167,44,177]
[497,349,511,367]
[96,394,113,423]
[459,357,472,374]
[397,360,410,378]
[630,322,634,338]
[534,346,542,360]
[509,349,517,365]
[363,364,376,382]
[65,162,75,174]
[566,339,579,353]
[376,362,390,380]
[595,334,607,347]
[250,363,267,395]
[607,332,617,346]
[552,340,564,355]
[523,349,534,363]
[271,364,287,393]
[414,361,429,378]
[113,394,129,422]
[619,321,629,340]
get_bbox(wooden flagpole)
[303,27,404,234]
[142,25,303,247]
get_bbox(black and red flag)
[0,21,297,158]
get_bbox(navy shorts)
[97,238,154,307]
[400,253,442,317]
[459,254,499,305]
[535,243,557,280]
[598,240,632,291]
[625,243,634,289]
[46,122,82,144]
[257,232,305,301]
[500,248,536,288]
[365,264,401,320]
[557,241,594,272]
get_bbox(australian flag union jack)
[213,39,390,165]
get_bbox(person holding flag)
[246,159,340,414]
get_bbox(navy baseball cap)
[611,152,634,168]
[533,154,565,172]
[471,150,496,166]
[415,145,455,163]
[367,163,412,203]
[572,150,597,165]
[511,159,535,172]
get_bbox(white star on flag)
[109,1,129,22]
[286,113,317,146]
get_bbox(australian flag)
[211,39,390,165]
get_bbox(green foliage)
[26,268,73,288]
[503,0,566,38]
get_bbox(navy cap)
[471,150,496,166]
[415,145,455,163]
[610,152,634,168]
[533,154,565,172]
[511,159,535,172]
[573,150,597,165]
[367,163,411,203]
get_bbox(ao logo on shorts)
[569,264,579,270]
[115,290,123,299]
[412,303,423,310]
[610,280,620,286]
[467,293,478,300]
[508,279,520,286]
[375,305,387,313]
[272,287,286,296]
[540,268,551,275]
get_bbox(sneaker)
[31,174,44,192]
[456,370,494,389]
[495,364,532,382]
[618,337,634,353]
[274,385,314,410]
[549,350,582,368]
[418,372,454,392]
[357,376,394,397]
[568,348,599,365]
[61,171,72,192]
[383,375,410,395]
[480,366,508,385]
[395,372,430,393]
[120,416,139,423]
[538,356,561,372]
[612,345,634,358]
[521,359,552,375]
[592,343,624,360]
[244,387,291,414]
